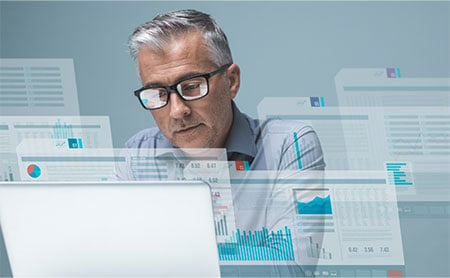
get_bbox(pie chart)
[27,164,41,178]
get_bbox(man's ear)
[227,64,240,99]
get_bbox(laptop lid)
[0,181,220,277]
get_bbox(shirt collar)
[224,102,257,160]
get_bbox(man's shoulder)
[257,118,325,171]
[259,118,314,136]
[236,111,313,138]
[125,128,172,148]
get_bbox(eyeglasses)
[134,63,232,110]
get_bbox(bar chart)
[51,119,74,140]
[304,236,332,260]
[1,165,15,181]
[211,189,236,241]
[214,215,229,236]
[218,226,295,261]
[385,162,413,186]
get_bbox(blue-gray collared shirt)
[124,102,325,275]
[125,102,325,171]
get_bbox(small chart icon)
[27,164,41,178]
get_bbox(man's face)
[137,32,240,148]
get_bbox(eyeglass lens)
[139,76,208,109]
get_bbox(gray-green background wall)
[1,1,449,147]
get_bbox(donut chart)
[27,164,41,178]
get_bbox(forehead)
[137,32,216,81]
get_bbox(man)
[125,10,325,275]
[126,9,325,172]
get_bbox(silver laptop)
[0,181,220,277]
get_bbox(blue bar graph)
[217,226,295,261]
[386,162,413,186]
[51,119,74,140]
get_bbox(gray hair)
[128,9,233,66]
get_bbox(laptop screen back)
[0,181,220,277]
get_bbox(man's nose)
[169,91,191,119]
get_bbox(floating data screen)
[16,142,117,181]
[0,116,112,181]
[258,99,450,201]
[221,170,404,277]
[14,140,408,275]
[15,143,228,183]
[0,59,80,115]
[335,68,450,107]
[15,143,236,243]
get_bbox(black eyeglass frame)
[134,63,232,110]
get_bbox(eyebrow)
[143,71,205,88]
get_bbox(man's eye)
[183,83,200,91]
[159,91,167,98]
